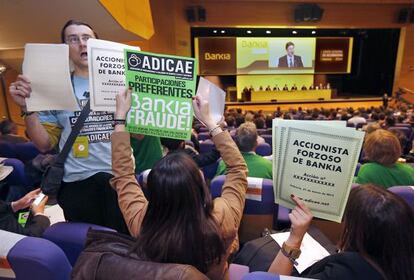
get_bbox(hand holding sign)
[287,194,313,247]
[115,88,132,120]
[192,95,216,130]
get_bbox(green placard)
[124,50,197,140]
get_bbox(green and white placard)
[124,50,197,140]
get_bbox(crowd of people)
[242,82,331,93]
[0,19,413,280]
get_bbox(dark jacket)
[0,200,50,237]
[278,55,304,68]
[72,229,209,280]
[301,252,384,280]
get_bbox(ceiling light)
[221,30,225,34]
[312,30,316,34]
[247,30,252,34]
[266,30,271,34]
[213,30,217,33]
[292,30,297,34]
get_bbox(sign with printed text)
[273,120,364,222]
[124,50,197,140]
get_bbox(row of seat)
[0,222,299,280]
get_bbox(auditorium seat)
[199,127,209,133]
[388,126,411,138]
[388,186,414,208]
[199,139,214,154]
[256,143,272,156]
[202,160,219,182]
[14,142,41,162]
[0,229,72,280]
[262,135,272,146]
[0,142,17,158]
[42,222,116,266]
[210,176,275,243]
[197,132,210,141]
[256,129,267,135]
[3,158,29,186]
[242,271,315,280]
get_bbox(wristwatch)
[281,242,301,265]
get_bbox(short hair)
[254,117,265,129]
[160,138,184,151]
[225,116,235,127]
[363,129,401,166]
[285,42,295,50]
[61,19,98,43]
[235,122,258,152]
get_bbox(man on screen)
[278,42,304,68]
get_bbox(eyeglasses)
[65,35,92,45]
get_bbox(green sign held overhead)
[124,50,197,140]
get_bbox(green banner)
[124,50,197,140]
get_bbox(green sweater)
[130,136,163,174]
[216,152,272,179]
[355,162,414,189]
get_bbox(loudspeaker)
[398,8,409,23]
[185,6,196,23]
[198,6,206,22]
[294,4,324,23]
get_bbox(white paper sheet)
[0,165,13,181]
[271,232,330,274]
[87,39,140,111]
[44,204,66,225]
[196,77,226,124]
[23,44,79,111]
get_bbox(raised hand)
[286,194,313,247]
[9,75,32,110]
[115,87,132,120]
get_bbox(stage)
[225,97,383,113]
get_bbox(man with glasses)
[9,20,128,234]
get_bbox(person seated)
[355,129,414,188]
[268,184,414,280]
[259,86,264,91]
[273,85,280,91]
[347,111,367,127]
[80,90,248,279]
[0,188,49,237]
[326,83,331,89]
[309,84,315,90]
[160,137,220,168]
[301,85,307,90]
[291,84,298,91]
[249,85,254,92]
[254,117,265,130]
[265,85,272,91]
[0,120,28,144]
[130,135,163,174]
[216,122,272,179]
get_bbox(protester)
[8,19,128,233]
[355,129,414,188]
[130,135,163,174]
[216,122,272,179]
[78,90,247,279]
[268,184,414,280]
[0,188,49,237]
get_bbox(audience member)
[356,129,414,188]
[76,90,248,279]
[216,122,272,179]
[268,185,414,280]
[130,135,163,174]
[347,111,366,126]
[9,19,128,233]
[0,188,49,237]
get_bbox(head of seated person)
[225,116,235,128]
[235,122,258,153]
[364,129,401,167]
[135,152,225,273]
[254,117,265,129]
[160,138,185,153]
[0,120,18,135]
[384,116,396,128]
[339,184,414,279]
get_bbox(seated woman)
[108,90,248,279]
[268,184,414,280]
[355,129,414,188]
[0,188,49,237]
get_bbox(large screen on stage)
[195,37,353,75]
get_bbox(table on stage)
[249,89,332,102]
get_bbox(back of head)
[160,137,184,152]
[236,122,258,152]
[385,116,396,127]
[136,152,224,273]
[0,120,17,135]
[340,184,414,280]
[254,117,265,129]
[363,129,400,166]
[225,116,235,127]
